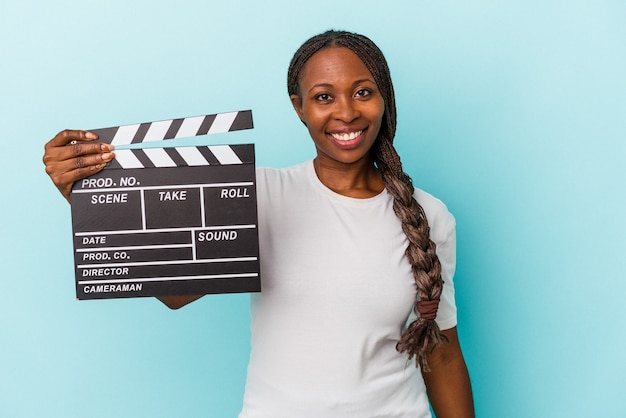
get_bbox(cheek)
[377,100,385,121]
[366,95,384,117]
[371,101,385,131]
[301,108,326,130]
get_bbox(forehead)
[298,47,374,88]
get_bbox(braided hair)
[287,30,447,371]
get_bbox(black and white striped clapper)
[70,110,260,300]
[91,109,253,145]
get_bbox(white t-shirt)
[239,160,457,418]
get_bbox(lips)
[327,128,367,150]
[330,130,363,141]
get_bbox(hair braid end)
[396,317,448,372]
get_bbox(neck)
[313,156,384,198]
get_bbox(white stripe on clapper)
[175,116,205,139]
[207,111,238,134]
[143,120,172,142]
[111,124,140,146]
[176,146,210,166]
[143,148,177,167]
[209,145,242,165]
[114,149,144,169]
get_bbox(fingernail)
[102,152,114,161]
[86,132,98,140]
[101,144,115,151]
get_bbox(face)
[291,47,385,168]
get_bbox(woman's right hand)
[43,130,115,202]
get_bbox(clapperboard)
[70,110,260,300]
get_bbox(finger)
[43,140,113,169]
[47,129,99,148]
[57,151,116,172]
[46,152,115,195]
[71,150,116,169]
[66,140,114,158]
[48,141,114,165]
[54,163,109,202]
[68,158,111,179]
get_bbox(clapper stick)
[106,144,254,170]
[91,109,253,147]
[70,110,260,300]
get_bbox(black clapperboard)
[70,110,260,300]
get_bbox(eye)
[315,93,331,102]
[355,89,371,98]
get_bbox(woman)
[43,30,474,417]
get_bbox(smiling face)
[290,47,385,169]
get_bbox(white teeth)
[331,130,362,141]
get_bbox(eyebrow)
[307,78,376,93]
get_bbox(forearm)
[422,327,474,418]
[158,294,204,309]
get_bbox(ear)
[290,94,305,124]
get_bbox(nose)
[332,96,359,123]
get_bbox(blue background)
[1,1,625,417]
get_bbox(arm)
[157,295,205,309]
[422,327,475,418]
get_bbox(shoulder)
[256,161,311,193]
[413,188,456,244]
[257,161,309,182]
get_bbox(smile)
[329,130,363,141]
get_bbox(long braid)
[288,30,446,371]
[374,138,447,371]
